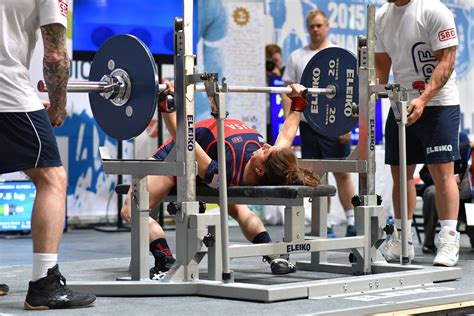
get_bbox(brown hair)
[265,44,282,59]
[306,9,328,26]
[262,147,319,186]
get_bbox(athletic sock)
[439,219,457,230]
[32,253,58,281]
[345,209,355,226]
[395,218,413,237]
[150,238,173,256]
[252,231,272,244]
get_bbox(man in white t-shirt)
[282,10,357,238]
[0,0,95,309]
[375,0,461,267]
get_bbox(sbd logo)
[438,28,456,41]
[58,0,68,17]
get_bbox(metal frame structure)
[68,3,462,302]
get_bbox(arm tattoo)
[41,23,70,111]
[431,46,456,92]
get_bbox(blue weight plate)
[89,34,159,140]
[300,47,358,137]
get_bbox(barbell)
[37,34,360,140]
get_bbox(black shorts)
[0,110,62,174]
[385,105,460,165]
[299,121,351,159]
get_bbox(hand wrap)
[290,96,308,112]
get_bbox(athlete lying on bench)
[121,83,318,279]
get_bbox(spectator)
[265,44,285,81]
[282,9,356,238]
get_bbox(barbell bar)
[37,81,336,96]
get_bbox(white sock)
[439,220,457,230]
[345,209,355,226]
[32,253,58,281]
[394,218,412,236]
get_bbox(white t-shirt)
[375,0,459,106]
[283,43,336,123]
[0,0,68,112]
[283,43,336,85]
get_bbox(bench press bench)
[118,183,336,248]
[165,184,337,250]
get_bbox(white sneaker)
[379,231,415,262]
[433,227,460,267]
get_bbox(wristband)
[290,96,308,112]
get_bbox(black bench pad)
[169,185,336,199]
[116,184,336,199]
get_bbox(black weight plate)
[300,47,359,137]
[89,34,159,140]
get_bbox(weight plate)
[89,34,159,140]
[300,47,359,137]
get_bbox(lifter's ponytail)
[263,147,319,187]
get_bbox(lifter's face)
[250,144,278,175]
[307,14,329,45]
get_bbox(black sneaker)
[262,255,296,275]
[346,225,357,237]
[0,283,9,296]
[150,250,176,280]
[24,265,96,310]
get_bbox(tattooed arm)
[40,23,69,127]
[421,46,457,103]
[406,46,457,126]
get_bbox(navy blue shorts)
[299,121,351,159]
[385,105,460,165]
[0,110,62,174]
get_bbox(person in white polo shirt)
[375,0,461,267]
[282,9,357,238]
[0,0,95,309]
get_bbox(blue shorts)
[0,110,62,174]
[299,121,351,159]
[385,105,460,165]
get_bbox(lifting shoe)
[150,250,176,280]
[24,265,95,310]
[263,255,296,275]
